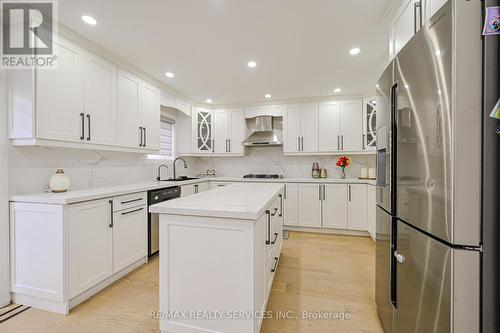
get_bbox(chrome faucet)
[173,157,188,180]
[156,164,169,181]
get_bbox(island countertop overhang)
[149,183,284,220]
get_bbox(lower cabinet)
[322,184,348,229]
[367,185,376,239]
[10,193,148,314]
[298,184,322,227]
[292,182,369,232]
[283,183,299,226]
[68,199,113,298]
[113,205,147,273]
[347,184,368,231]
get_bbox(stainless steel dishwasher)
[148,186,181,257]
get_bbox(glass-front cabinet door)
[193,108,214,153]
[363,97,377,150]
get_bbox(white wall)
[193,147,375,179]
[0,72,10,306]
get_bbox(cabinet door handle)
[284,184,287,199]
[414,1,422,34]
[212,139,215,153]
[341,135,344,150]
[319,185,322,201]
[266,210,271,245]
[86,114,91,141]
[322,185,326,201]
[229,139,231,152]
[80,113,85,140]
[297,137,300,151]
[279,194,283,217]
[271,232,279,245]
[271,257,279,272]
[194,184,199,193]
[225,139,228,152]
[109,200,113,228]
[337,135,340,150]
[143,127,147,147]
[301,137,304,151]
[121,207,144,216]
[139,127,143,147]
[349,185,352,202]
[271,208,279,216]
[362,134,365,150]
[121,198,143,205]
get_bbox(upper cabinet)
[339,100,363,151]
[214,108,245,155]
[363,97,377,150]
[8,34,162,154]
[284,103,318,153]
[390,0,448,59]
[192,107,214,154]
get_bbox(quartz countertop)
[9,177,375,205]
[149,183,283,220]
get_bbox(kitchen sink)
[160,177,200,182]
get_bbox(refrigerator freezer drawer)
[395,222,480,333]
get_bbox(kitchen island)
[149,183,284,333]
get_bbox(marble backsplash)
[8,145,375,195]
[193,147,376,179]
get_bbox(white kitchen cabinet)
[36,36,84,143]
[347,184,368,231]
[363,97,377,151]
[181,182,210,196]
[298,184,322,227]
[340,100,363,151]
[176,110,192,155]
[426,0,447,20]
[367,185,376,239]
[113,205,147,273]
[214,109,230,153]
[322,184,348,229]
[214,108,245,155]
[284,104,318,153]
[181,184,196,196]
[318,101,341,152]
[83,52,117,146]
[196,182,210,193]
[391,0,424,57]
[192,107,214,153]
[117,69,142,148]
[68,199,113,298]
[141,82,161,151]
[283,183,299,226]
[9,33,161,153]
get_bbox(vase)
[49,169,71,193]
[341,168,346,179]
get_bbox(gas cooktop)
[243,174,284,179]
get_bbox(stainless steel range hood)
[242,116,283,147]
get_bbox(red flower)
[336,156,351,168]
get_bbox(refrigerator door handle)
[394,251,405,263]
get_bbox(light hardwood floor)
[0,232,383,333]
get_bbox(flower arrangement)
[336,156,351,179]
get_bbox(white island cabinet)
[150,183,284,333]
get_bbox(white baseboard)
[284,225,371,237]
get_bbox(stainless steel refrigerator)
[375,1,488,332]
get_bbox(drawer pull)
[271,232,279,245]
[271,208,279,216]
[271,257,279,273]
[266,210,271,245]
[121,198,143,205]
[109,200,113,228]
[121,207,144,216]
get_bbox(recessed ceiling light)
[81,15,97,25]
[334,88,342,93]
[165,72,174,78]
[247,61,257,68]
[349,47,361,55]
[265,94,271,98]
[206,99,213,103]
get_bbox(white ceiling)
[58,0,393,105]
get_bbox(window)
[148,115,175,160]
